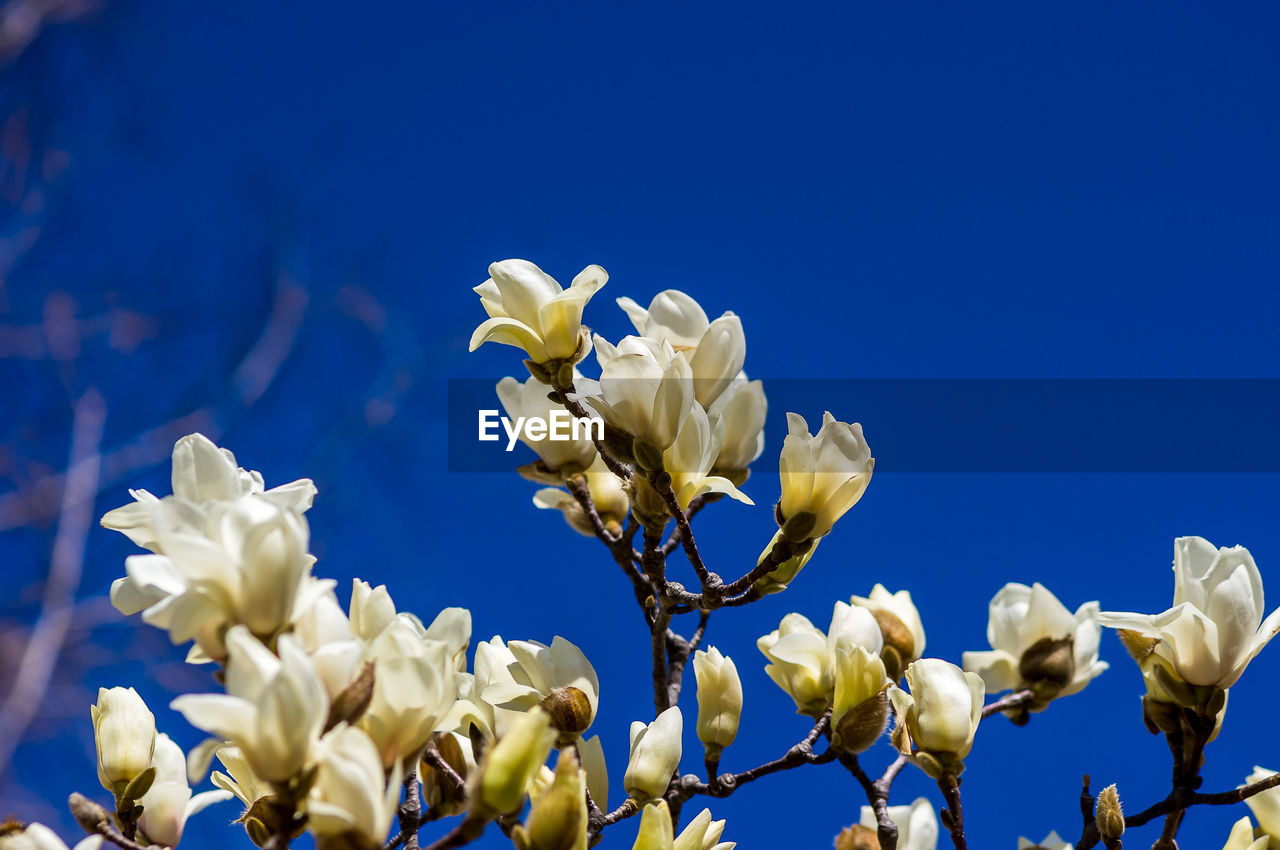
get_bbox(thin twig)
[938,774,967,850]
[399,769,422,850]
[981,689,1034,719]
[678,713,835,802]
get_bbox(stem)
[421,813,489,850]
[981,689,1034,719]
[399,770,422,850]
[549,383,632,482]
[681,713,835,801]
[938,774,967,850]
[648,470,714,591]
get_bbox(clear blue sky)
[4,2,1279,848]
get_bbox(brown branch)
[677,713,835,802]
[938,774,967,850]
[0,390,104,781]
[647,470,714,591]
[399,770,422,850]
[548,383,632,482]
[660,495,712,557]
[421,813,488,850]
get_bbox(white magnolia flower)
[616,290,746,408]
[584,335,694,459]
[307,724,402,845]
[137,733,232,846]
[692,647,742,754]
[757,613,830,716]
[777,412,873,541]
[663,403,752,509]
[92,686,156,792]
[0,824,102,850]
[673,807,735,850]
[889,659,985,778]
[624,707,683,801]
[481,636,600,741]
[349,578,397,642]
[470,260,607,364]
[474,708,557,815]
[631,801,735,850]
[447,636,526,741]
[1244,766,1280,842]
[963,582,1107,710]
[858,797,938,850]
[497,373,598,471]
[758,604,883,718]
[852,584,927,679]
[1017,832,1073,850]
[101,433,315,551]
[578,734,609,812]
[290,583,362,699]
[706,375,766,476]
[210,746,273,812]
[109,494,316,660]
[357,618,457,768]
[1222,816,1269,850]
[533,455,631,537]
[1099,537,1280,692]
[172,627,328,783]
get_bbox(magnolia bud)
[692,648,742,757]
[91,687,156,794]
[835,824,881,850]
[540,687,594,744]
[514,751,587,850]
[624,707,683,802]
[69,792,111,834]
[631,801,674,850]
[475,708,556,815]
[832,646,890,754]
[872,609,915,682]
[1095,785,1124,846]
[1018,635,1076,706]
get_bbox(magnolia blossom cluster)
[470,259,874,548]
[16,261,1280,850]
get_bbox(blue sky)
[3,2,1280,848]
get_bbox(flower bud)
[673,807,733,850]
[851,585,927,682]
[1222,816,1268,850]
[1243,766,1280,843]
[631,801,674,850]
[624,707,683,802]
[831,646,890,754]
[92,687,157,794]
[757,613,830,716]
[514,750,588,850]
[539,687,594,743]
[777,412,873,540]
[1,822,103,850]
[1095,785,1124,846]
[470,260,607,364]
[475,708,556,815]
[888,659,984,779]
[692,648,742,757]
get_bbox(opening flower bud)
[1095,784,1124,844]
[835,824,882,850]
[873,610,916,681]
[833,690,890,754]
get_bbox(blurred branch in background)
[0,0,96,67]
[0,388,103,781]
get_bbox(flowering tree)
[6,259,1280,850]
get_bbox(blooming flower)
[483,636,601,743]
[172,627,328,783]
[624,707,683,801]
[706,376,766,480]
[306,723,403,846]
[584,335,694,462]
[855,797,938,850]
[889,659,985,778]
[962,582,1107,711]
[497,373,598,472]
[757,603,883,717]
[92,687,156,793]
[1098,537,1280,696]
[1243,766,1280,842]
[1222,816,1269,850]
[356,618,458,768]
[470,259,607,365]
[1017,832,1073,850]
[533,455,631,538]
[630,800,735,850]
[851,584,927,681]
[616,290,746,408]
[136,733,231,846]
[515,750,589,850]
[0,824,102,850]
[777,412,873,541]
[692,647,743,755]
[662,402,752,509]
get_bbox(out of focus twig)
[0,388,104,780]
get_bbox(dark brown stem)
[665,610,710,706]
[642,526,672,714]
[399,770,422,850]
[676,713,834,802]
[717,535,793,599]
[549,384,632,481]
[839,752,907,850]
[938,774,967,850]
[661,496,712,556]
[647,471,715,591]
